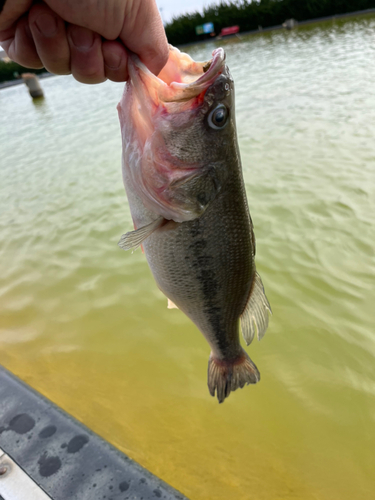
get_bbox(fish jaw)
[129,45,226,103]
[117,46,230,223]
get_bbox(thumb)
[119,0,168,76]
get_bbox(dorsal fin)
[118,217,164,251]
[240,271,272,345]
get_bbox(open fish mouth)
[128,46,226,104]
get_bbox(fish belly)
[142,174,255,361]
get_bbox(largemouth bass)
[117,46,271,403]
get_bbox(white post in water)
[282,19,298,30]
[21,73,44,99]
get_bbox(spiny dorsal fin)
[240,271,272,345]
[118,217,164,251]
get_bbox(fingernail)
[69,26,94,50]
[34,13,58,38]
[104,52,121,70]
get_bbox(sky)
[157,0,213,24]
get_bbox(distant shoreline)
[1,7,374,90]
[177,8,375,48]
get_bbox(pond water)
[1,12,375,500]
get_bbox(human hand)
[0,0,168,83]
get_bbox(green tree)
[165,0,375,46]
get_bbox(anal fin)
[240,271,272,345]
[118,216,164,251]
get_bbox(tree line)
[165,0,375,46]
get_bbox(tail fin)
[207,350,260,403]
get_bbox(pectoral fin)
[118,217,164,251]
[240,271,272,345]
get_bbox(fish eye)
[207,104,229,130]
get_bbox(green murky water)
[1,13,375,500]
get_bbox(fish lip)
[169,47,226,91]
[128,46,226,103]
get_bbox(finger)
[29,3,70,75]
[67,24,106,84]
[0,14,42,68]
[32,0,125,40]
[0,0,32,31]
[0,25,14,50]
[102,40,128,82]
[120,0,168,76]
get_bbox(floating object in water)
[283,19,298,30]
[21,73,44,99]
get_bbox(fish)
[117,46,271,403]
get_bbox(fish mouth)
[128,46,226,104]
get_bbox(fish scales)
[118,45,271,402]
[143,174,254,360]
